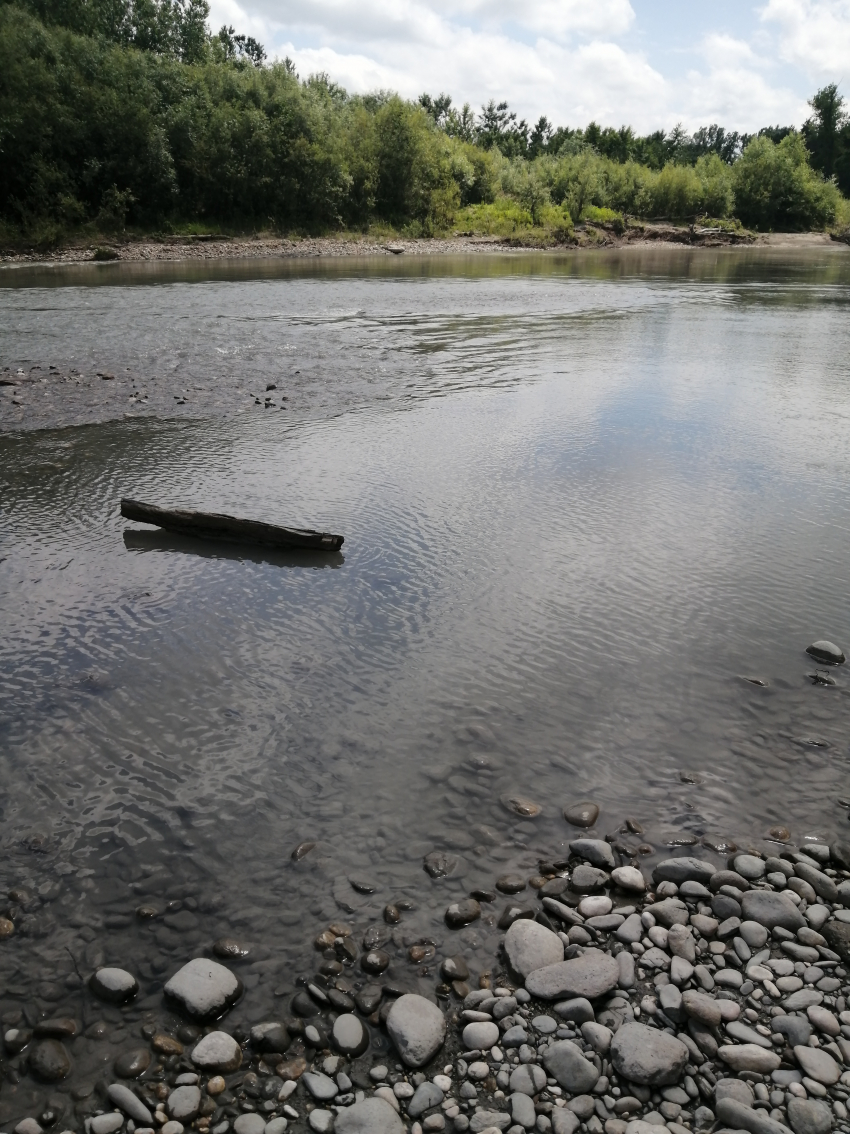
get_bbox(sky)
[206,0,850,134]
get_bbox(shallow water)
[1,247,850,1119]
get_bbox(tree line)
[0,0,848,245]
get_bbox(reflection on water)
[0,248,849,1120]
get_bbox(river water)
[0,247,849,1121]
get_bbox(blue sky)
[206,0,850,133]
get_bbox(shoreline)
[0,230,844,270]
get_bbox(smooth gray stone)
[682,990,720,1027]
[554,997,595,1023]
[90,967,138,1005]
[570,839,616,870]
[821,920,850,963]
[806,641,845,664]
[191,1031,242,1072]
[543,1040,600,1093]
[786,1098,834,1134]
[90,1116,123,1134]
[717,1044,781,1073]
[581,1022,613,1053]
[564,802,600,828]
[794,863,838,902]
[233,1117,266,1134]
[164,959,242,1021]
[510,1091,538,1129]
[332,1013,368,1056]
[167,1086,201,1121]
[505,919,564,978]
[741,891,805,933]
[618,950,636,989]
[386,994,446,1067]
[571,865,610,892]
[510,1063,547,1096]
[616,914,644,944]
[552,1110,581,1134]
[644,899,690,928]
[793,1045,841,1085]
[772,1071,803,1087]
[653,858,716,886]
[734,856,767,881]
[29,1039,71,1082]
[726,1020,773,1048]
[302,1072,338,1100]
[526,950,619,1000]
[107,1084,153,1123]
[469,1112,512,1132]
[740,921,770,949]
[658,983,683,1023]
[463,1021,500,1049]
[334,1098,404,1134]
[586,914,625,931]
[716,1079,754,1106]
[307,1113,333,1134]
[502,1024,529,1047]
[610,1023,688,1086]
[830,840,850,871]
[408,1081,444,1117]
[716,1097,792,1134]
[784,990,823,1011]
[612,867,646,893]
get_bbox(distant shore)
[1,227,846,268]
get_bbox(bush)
[733,134,841,230]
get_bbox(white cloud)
[761,0,850,78]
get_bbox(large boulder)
[610,1023,688,1086]
[504,919,563,977]
[386,994,446,1068]
[525,950,619,1001]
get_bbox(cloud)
[761,0,850,78]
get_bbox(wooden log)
[121,498,344,551]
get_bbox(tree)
[803,83,850,195]
[528,116,552,157]
[215,22,265,64]
[418,92,452,128]
[733,133,840,230]
[477,100,528,158]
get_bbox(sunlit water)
[1,247,849,1120]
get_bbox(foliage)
[732,133,842,230]
[802,84,850,196]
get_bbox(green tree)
[803,83,850,195]
[733,133,841,230]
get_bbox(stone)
[784,990,823,1011]
[795,864,838,902]
[806,641,845,664]
[191,1031,242,1072]
[212,936,249,959]
[233,1117,266,1134]
[424,851,458,878]
[552,1112,581,1134]
[734,855,767,880]
[164,959,242,1022]
[308,1114,333,1134]
[682,990,721,1027]
[446,900,481,928]
[90,1116,124,1134]
[544,1040,601,1093]
[618,951,636,989]
[409,1081,444,1117]
[107,1084,153,1123]
[717,1044,781,1073]
[29,1039,70,1081]
[830,840,850,871]
[162,1123,183,1134]
[504,919,563,977]
[15,1122,42,1134]
[580,895,613,917]
[114,1049,151,1078]
[526,950,620,1000]
[168,1087,201,1121]
[774,1016,812,1046]
[571,865,610,892]
[667,924,696,962]
[616,914,644,944]
[302,1071,338,1101]
[510,1064,547,1096]
[653,859,716,886]
[571,839,615,869]
[89,968,138,1004]
[463,1021,500,1049]
[645,899,689,928]
[510,1092,537,1128]
[470,1114,511,1132]
[582,1022,613,1053]
[609,1024,688,1086]
[740,920,769,949]
[554,997,595,1023]
[564,802,599,827]
[726,1020,773,1047]
[612,867,645,893]
[820,920,850,962]
[741,891,805,932]
[386,994,446,1067]
[787,1098,833,1134]
[567,1096,597,1119]
[793,1046,840,1085]
[716,1080,754,1106]
[332,1013,368,1056]
[716,1097,792,1134]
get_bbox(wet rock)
[29,1038,70,1081]
[89,968,138,1004]
[213,938,249,959]
[543,1039,600,1092]
[787,1098,834,1134]
[361,949,390,974]
[386,993,446,1067]
[793,1045,840,1085]
[740,890,805,932]
[191,1031,242,1072]
[445,899,480,928]
[167,1086,201,1121]
[502,795,542,819]
[612,867,645,893]
[334,1097,404,1133]
[564,802,599,828]
[250,1021,289,1051]
[164,958,243,1021]
[610,1024,687,1086]
[504,918,563,977]
[652,858,716,886]
[333,1013,368,1056]
[302,1071,338,1100]
[526,950,620,1000]
[441,956,469,982]
[571,865,610,892]
[114,1049,152,1078]
[107,1084,153,1123]
[806,641,845,664]
[830,840,850,871]
[496,874,527,894]
[424,851,458,878]
[291,841,316,860]
[717,1043,781,1073]
[570,839,615,869]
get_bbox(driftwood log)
[121,498,344,551]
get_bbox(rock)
[15,1122,42,1134]
[233,1117,266,1134]
[497,874,527,894]
[335,1099,403,1134]
[582,1022,613,1053]
[618,950,636,989]
[717,1044,781,1073]
[510,1091,537,1128]
[89,968,138,1004]
[552,1110,581,1134]
[502,794,542,818]
[795,863,838,901]
[386,994,446,1067]
[784,990,823,1011]
[571,865,609,892]
[463,1021,500,1049]
[610,1024,688,1086]
[793,1046,840,1085]
[716,1097,793,1134]
[191,1031,242,1072]
[612,867,645,893]
[29,1039,70,1081]
[168,1087,201,1121]
[114,1049,151,1078]
[302,1072,338,1101]
[555,997,595,1023]
[504,918,563,977]
[682,990,721,1027]
[526,950,620,1000]
[445,900,481,928]
[571,839,615,869]
[739,920,769,949]
[332,1013,368,1056]
[162,1123,183,1134]
[564,802,599,827]
[510,1064,548,1095]
[774,1016,812,1046]
[424,851,458,878]
[470,1113,511,1133]
[409,1081,444,1117]
[741,891,805,932]
[543,1039,601,1092]
[806,641,845,664]
[821,920,850,964]
[667,924,695,962]
[652,858,716,886]
[807,1006,839,1036]
[90,1116,123,1134]
[644,899,689,927]
[212,937,249,959]
[830,840,850,871]
[308,1111,334,1134]
[734,855,766,880]
[787,1098,833,1134]
[107,1084,153,1123]
[164,959,242,1022]
[250,1021,289,1051]
[726,1020,773,1048]
[716,1080,754,1106]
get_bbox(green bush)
[733,134,841,230]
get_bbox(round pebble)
[89,968,138,1004]
[564,801,599,827]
